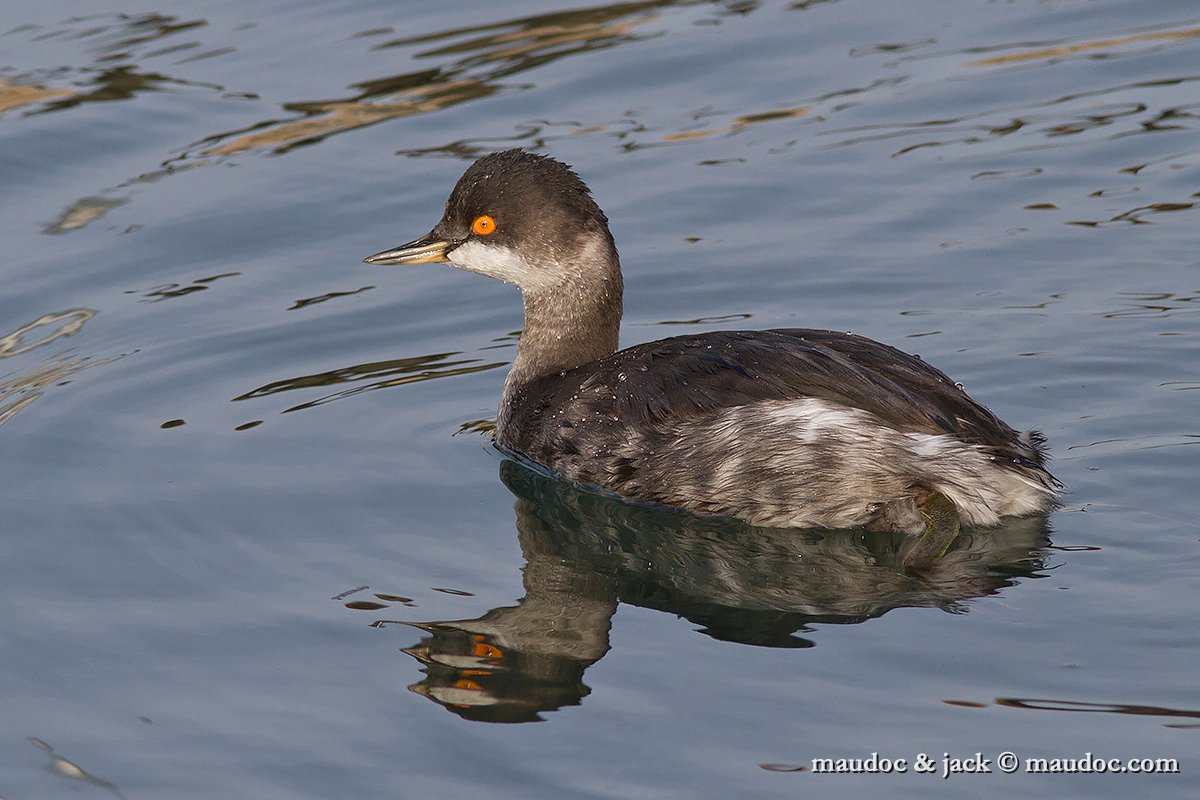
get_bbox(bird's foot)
[901,490,961,571]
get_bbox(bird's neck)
[500,244,623,410]
[506,275,623,390]
[494,234,623,442]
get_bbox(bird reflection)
[396,459,1051,722]
[29,737,126,800]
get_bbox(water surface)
[2,1,1198,797]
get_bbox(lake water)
[2,0,1197,797]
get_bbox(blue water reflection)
[2,0,1197,797]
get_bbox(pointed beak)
[363,235,451,266]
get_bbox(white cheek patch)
[448,239,557,290]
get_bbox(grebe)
[364,150,1060,566]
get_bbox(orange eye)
[471,214,496,236]
[472,642,504,659]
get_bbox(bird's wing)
[507,329,1040,467]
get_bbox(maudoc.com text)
[808,751,1180,779]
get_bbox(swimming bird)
[364,150,1060,566]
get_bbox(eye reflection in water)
[379,459,1052,723]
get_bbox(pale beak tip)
[362,239,451,266]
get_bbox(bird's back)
[498,328,1057,529]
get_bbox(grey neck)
[504,271,623,396]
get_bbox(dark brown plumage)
[502,328,1044,468]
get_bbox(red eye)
[472,215,496,235]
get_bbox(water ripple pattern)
[1,1,1196,799]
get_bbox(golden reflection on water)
[10,3,681,230]
[12,0,848,235]
[967,25,1200,67]
[0,355,99,427]
[16,1,1198,242]
[0,79,73,115]
[1067,201,1197,228]
[0,309,119,428]
[357,459,1053,723]
[661,105,810,142]
[825,83,1200,163]
[0,309,94,357]
[202,1,672,157]
[44,197,128,235]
